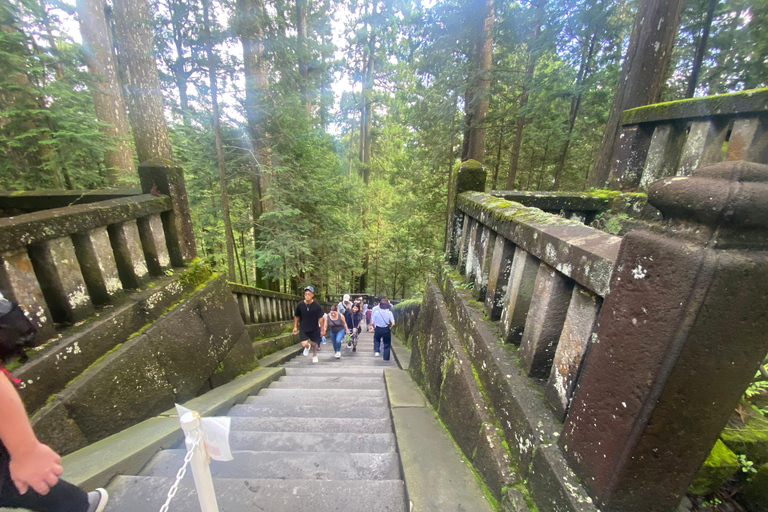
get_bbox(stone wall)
[391,299,420,349]
[31,275,256,455]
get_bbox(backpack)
[0,303,37,363]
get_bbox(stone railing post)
[138,159,197,266]
[446,160,486,264]
[560,161,768,511]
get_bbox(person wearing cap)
[337,294,353,316]
[293,286,326,363]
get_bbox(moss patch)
[689,439,739,495]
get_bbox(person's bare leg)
[311,341,318,357]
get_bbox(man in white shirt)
[371,298,395,360]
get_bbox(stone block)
[500,247,539,344]
[471,423,516,504]
[196,277,247,364]
[408,283,449,408]
[437,353,483,463]
[721,413,768,465]
[725,115,768,163]
[465,221,480,282]
[519,264,573,378]
[528,444,597,512]
[476,226,497,301]
[71,227,123,305]
[28,236,94,323]
[108,220,149,289]
[545,285,601,421]
[63,334,175,443]
[740,461,768,512]
[246,321,292,341]
[31,399,89,456]
[688,439,739,496]
[252,333,298,360]
[502,487,531,512]
[139,160,196,266]
[0,247,56,342]
[458,216,473,275]
[143,302,216,403]
[215,330,258,385]
[137,214,171,276]
[678,118,729,176]
[485,236,515,320]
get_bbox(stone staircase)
[104,331,408,511]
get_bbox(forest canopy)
[0,0,765,299]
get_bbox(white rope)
[159,434,201,512]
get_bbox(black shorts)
[300,329,322,344]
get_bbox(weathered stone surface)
[465,220,480,282]
[725,115,768,163]
[545,285,601,421]
[457,192,621,297]
[31,399,89,456]
[0,247,56,342]
[391,300,420,349]
[740,461,768,512]
[246,321,292,341]
[485,236,514,320]
[500,247,539,343]
[63,333,175,443]
[476,226,497,301]
[0,189,140,213]
[721,413,768,465]
[136,214,171,276]
[438,270,561,476]
[108,220,149,289]
[457,216,473,275]
[678,118,729,176]
[28,236,94,323]
[639,121,687,191]
[209,330,258,388]
[71,227,123,305]
[688,439,739,496]
[139,160,196,266]
[528,444,597,512]
[519,264,573,379]
[196,277,247,363]
[562,161,768,511]
[455,160,487,195]
[607,124,653,190]
[437,352,484,465]
[252,333,298,360]
[0,195,170,253]
[502,487,531,512]
[471,422,516,503]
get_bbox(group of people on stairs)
[292,287,395,363]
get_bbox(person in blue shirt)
[371,298,396,360]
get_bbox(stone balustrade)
[229,284,303,325]
[446,159,768,511]
[607,87,768,191]
[0,160,196,345]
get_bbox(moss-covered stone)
[721,413,768,465]
[688,439,739,496]
[456,161,487,195]
[620,88,768,126]
[740,461,768,512]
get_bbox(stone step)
[256,387,386,398]
[140,450,401,481]
[278,375,383,383]
[244,394,388,407]
[228,403,390,419]
[284,367,386,376]
[284,359,397,367]
[229,416,392,434]
[228,431,397,453]
[106,476,408,512]
[270,380,383,390]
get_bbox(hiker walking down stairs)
[293,286,326,364]
[372,298,395,361]
[326,305,349,359]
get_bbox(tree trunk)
[506,17,542,189]
[553,31,597,190]
[464,0,494,163]
[589,0,684,188]
[296,0,310,115]
[112,0,174,163]
[443,94,458,253]
[236,0,270,287]
[203,0,236,281]
[685,0,717,98]
[76,0,136,186]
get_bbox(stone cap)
[647,161,768,229]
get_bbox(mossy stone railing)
[0,161,197,345]
[607,87,768,191]
[446,161,768,511]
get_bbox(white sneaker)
[312,356,318,363]
[87,488,109,512]
[303,347,309,356]
[375,352,380,356]
[335,352,341,358]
